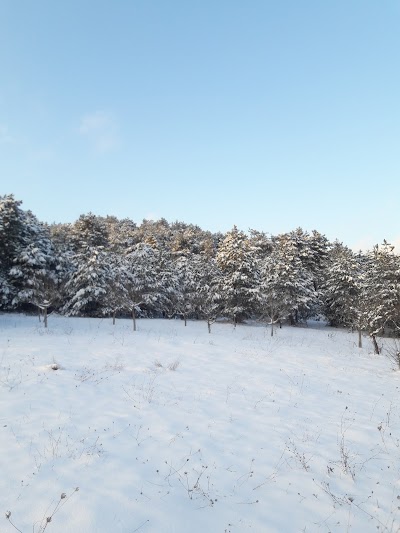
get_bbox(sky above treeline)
[1,1,399,251]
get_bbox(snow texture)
[1,315,399,532]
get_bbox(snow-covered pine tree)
[189,254,222,332]
[266,234,316,326]
[306,230,330,290]
[216,226,259,325]
[249,229,273,261]
[3,205,59,324]
[287,228,328,318]
[170,253,195,325]
[323,241,362,327]
[61,247,111,316]
[322,242,369,347]
[169,251,221,327]
[124,243,165,329]
[107,217,138,253]
[0,271,12,309]
[258,242,296,335]
[0,194,25,308]
[364,241,400,342]
[69,213,109,252]
[9,240,59,325]
[101,252,130,324]
[170,223,217,258]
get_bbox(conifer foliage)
[216,226,259,324]
[1,195,59,321]
[1,195,400,346]
[364,241,400,335]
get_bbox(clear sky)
[1,0,399,250]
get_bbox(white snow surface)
[1,315,399,533]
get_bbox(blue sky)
[1,0,399,250]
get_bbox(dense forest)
[1,194,399,350]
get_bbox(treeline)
[1,194,399,347]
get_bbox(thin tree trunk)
[132,307,136,332]
[207,319,211,334]
[38,305,41,322]
[358,328,362,348]
[184,314,187,327]
[112,310,116,325]
[44,307,48,328]
[371,334,380,354]
[271,323,274,337]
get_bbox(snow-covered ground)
[1,314,399,533]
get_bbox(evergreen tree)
[69,213,109,252]
[323,241,362,327]
[196,256,223,333]
[170,254,194,325]
[364,241,400,337]
[102,252,130,324]
[107,217,138,253]
[258,243,293,335]
[322,242,370,347]
[62,248,111,316]
[286,228,328,318]
[124,243,164,327]
[0,198,60,320]
[0,194,25,308]
[169,252,220,326]
[216,226,259,324]
[0,272,12,309]
[266,234,316,325]
[9,212,59,315]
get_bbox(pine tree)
[170,254,194,325]
[323,241,362,327]
[364,241,400,339]
[62,248,111,316]
[170,252,220,326]
[216,226,259,324]
[287,228,328,318]
[258,244,293,335]
[322,242,368,347]
[124,243,164,328]
[0,198,60,321]
[9,212,59,317]
[107,217,138,253]
[102,252,129,324]
[265,235,315,326]
[69,213,109,252]
[0,195,25,308]
[189,254,222,332]
[0,272,12,309]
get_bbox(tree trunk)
[132,307,137,332]
[112,310,116,325]
[44,306,48,328]
[184,314,187,327]
[270,323,274,337]
[358,328,362,349]
[371,334,380,354]
[38,305,41,322]
[207,319,211,334]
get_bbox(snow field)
[0,315,399,532]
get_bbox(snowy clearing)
[1,315,399,532]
